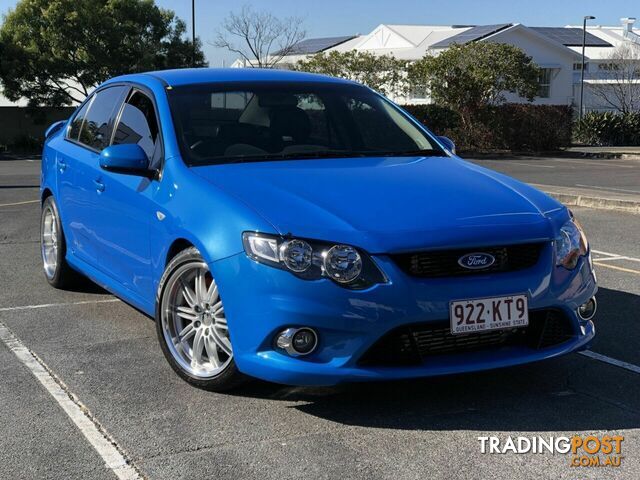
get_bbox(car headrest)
[269,107,311,142]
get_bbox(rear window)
[75,86,127,150]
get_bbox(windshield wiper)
[360,149,446,157]
[224,150,370,164]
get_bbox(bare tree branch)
[214,5,306,68]
[587,43,640,113]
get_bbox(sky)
[1,0,639,66]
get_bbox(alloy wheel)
[41,204,58,279]
[160,261,232,378]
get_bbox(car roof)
[107,68,355,88]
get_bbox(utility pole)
[579,15,596,120]
[192,0,196,67]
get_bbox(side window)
[113,91,160,165]
[67,98,93,140]
[77,86,127,150]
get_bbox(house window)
[537,68,552,98]
[573,62,589,71]
[409,85,428,100]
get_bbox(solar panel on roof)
[278,35,357,56]
[431,24,512,48]
[531,27,612,47]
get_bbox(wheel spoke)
[204,336,220,367]
[214,317,228,330]
[211,301,223,315]
[192,329,205,366]
[195,269,207,305]
[178,322,195,342]
[212,330,232,356]
[206,281,218,305]
[180,279,197,308]
[176,305,197,322]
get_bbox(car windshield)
[167,82,446,166]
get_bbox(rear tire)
[40,196,82,288]
[155,247,246,391]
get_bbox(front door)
[95,88,163,301]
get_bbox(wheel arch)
[165,238,196,266]
[41,188,53,203]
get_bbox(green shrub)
[575,111,640,146]
[402,103,573,152]
[10,134,42,153]
[402,104,460,134]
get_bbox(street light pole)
[192,0,196,67]
[579,15,596,120]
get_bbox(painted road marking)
[0,299,119,312]
[579,350,640,375]
[0,199,40,207]
[511,162,556,169]
[593,262,640,275]
[0,321,141,479]
[545,158,636,168]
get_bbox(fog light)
[276,327,318,356]
[577,297,597,321]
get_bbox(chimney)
[621,17,636,33]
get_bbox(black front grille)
[392,243,545,278]
[358,309,575,367]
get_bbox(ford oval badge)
[458,252,496,270]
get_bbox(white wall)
[485,27,576,106]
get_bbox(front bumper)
[211,244,597,386]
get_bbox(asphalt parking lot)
[473,155,640,198]
[1,157,639,480]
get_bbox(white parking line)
[0,298,119,312]
[511,162,556,169]
[579,350,640,375]
[0,321,140,479]
[0,199,40,208]
[546,158,636,168]
[592,249,640,263]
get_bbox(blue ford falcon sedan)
[40,68,597,391]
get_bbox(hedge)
[403,103,573,152]
[574,111,640,146]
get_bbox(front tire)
[40,196,81,288]
[155,247,246,391]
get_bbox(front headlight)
[554,214,588,269]
[242,232,386,289]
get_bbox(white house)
[234,19,640,111]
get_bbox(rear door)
[56,85,128,266]
[95,88,163,300]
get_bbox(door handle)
[93,179,105,192]
[57,159,67,172]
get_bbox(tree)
[214,5,305,68]
[407,42,541,129]
[293,50,408,98]
[0,0,207,106]
[587,43,640,113]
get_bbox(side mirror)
[99,144,152,177]
[437,136,456,154]
[45,120,66,139]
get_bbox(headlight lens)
[242,232,385,288]
[554,215,588,269]
[324,245,362,283]
[280,239,313,272]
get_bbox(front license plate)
[449,294,528,335]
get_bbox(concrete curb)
[540,189,640,214]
